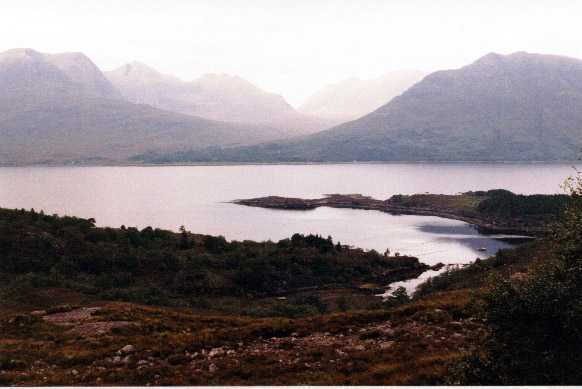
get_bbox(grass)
[0,286,483,385]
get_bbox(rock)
[208,363,217,373]
[119,345,135,354]
[208,347,225,358]
[226,350,236,356]
[71,369,79,376]
[122,355,133,364]
[30,310,47,317]
[432,262,446,271]
[380,341,395,350]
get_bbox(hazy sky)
[2,0,582,106]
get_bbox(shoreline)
[0,160,578,168]
[233,193,549,237]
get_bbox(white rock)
[208,347,224,358]
[119,344,135,354]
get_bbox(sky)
[2,0,582,106]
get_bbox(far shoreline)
[0,160,579,168]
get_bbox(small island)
[234,189,570,236]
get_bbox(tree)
[178,225,192,249]
[455,173,582,385]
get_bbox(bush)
[454,174,582,384]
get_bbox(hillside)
[106,62,336,134]
[150,52,582,163]
[299,70,425,122]
[0,206,482,385]
[0,49,290,164]
[1,189,574,385]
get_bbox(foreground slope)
[0,49,285,164]
[0,207,477,385]
[1,193,563,385]
[153,52,582,162]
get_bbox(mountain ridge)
[155,51,582,163]
[299,70,425,122]
[106,62,336,134]
[0,48,294,164]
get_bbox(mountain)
[0,49,287,164]
[299,70,425,121]
[160,52,582,163]
[46,52,123,100]
[106,62,336,134]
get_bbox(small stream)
[380,235,534,297]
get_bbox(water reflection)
[0,164,562,296]
[383,221,530,296]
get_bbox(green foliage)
[454,175,582,384]
[414,247,528,298]
[477,189,570,218]
[383,286,410,308]
[0,209,423,308]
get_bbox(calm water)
[0,164,575,285]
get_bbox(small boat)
[478,247,487,252]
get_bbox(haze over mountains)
[0,49,331,164]
[155,51,582,163]
[3,48,582,164]
[299,70,425,122]
[106,62,335,133]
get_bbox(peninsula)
[234,189,570,236]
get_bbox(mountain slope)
[106,63,336,134]
[46,52,123,100]
[0,49,285,164]
[166,52,582,162]
[299,70,425,121]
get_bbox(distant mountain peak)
[106,62,331,131]
[289,51,582,162]
[0,48,121,100]
[125,61,159,74]
[0,48,44,63]
[45,51,122,99]
[106,61,181,87]
[299,70,425,121]
[194,73,261,93]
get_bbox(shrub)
[454,174,582,385]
